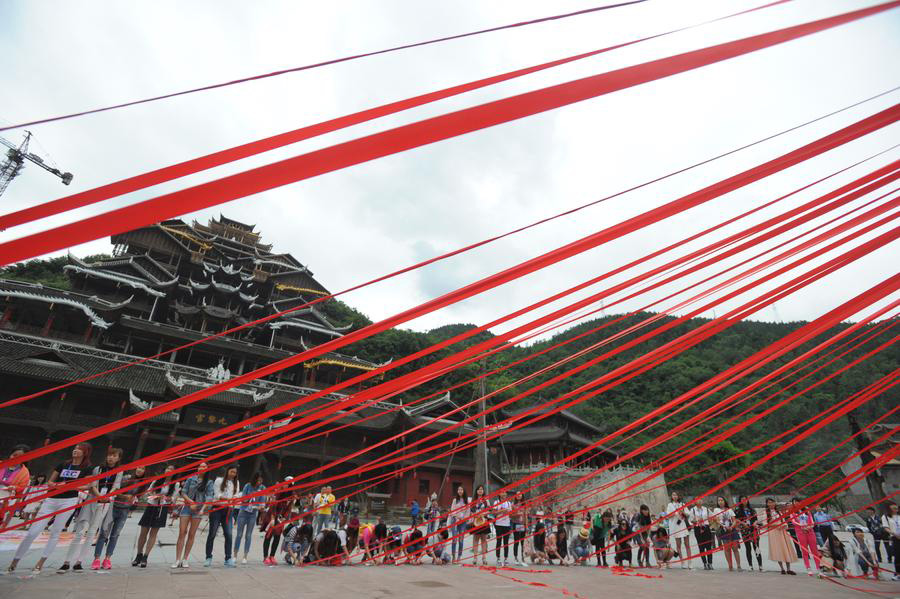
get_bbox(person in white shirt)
[448,485,470,563]
[713,496,742,572]
[204,465,239,568]
[664,491,693,569]
[848,526,880,579]
[492,490,513,566]
[691,501,714,570]
[881,501,900,580]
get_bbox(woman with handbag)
[664,491,693,569]
[713,496,742,572]
[632,505,653,567]
[735,495,763,571]
[691,500,714,570]
[469,485,490,566]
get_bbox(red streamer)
[2,0,896,263]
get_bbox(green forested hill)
[3,258,896,497]
[334,308,898,497]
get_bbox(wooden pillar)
[41,311,55,337]
[133,428,150,461]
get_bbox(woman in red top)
[261,486,294,565]
[0,444,31,528]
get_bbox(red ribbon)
[2,1,897,264]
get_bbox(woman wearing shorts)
[172,462,213,569]
[469,485,490,566]
[714,496,742,572]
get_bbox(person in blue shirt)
[234,473,266,564]
[813,505,834,547]
[410,499,420,529]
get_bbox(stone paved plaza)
[1,515,896,599]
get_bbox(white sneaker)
[241,558,247,565]
[182,560,190,569]
[170,561,180,569]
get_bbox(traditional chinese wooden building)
[0,216,478,508]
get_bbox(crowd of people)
[2,445,900,582]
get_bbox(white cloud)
[1,0,898,336]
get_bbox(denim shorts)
[180,505,203,519]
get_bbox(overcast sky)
[1,0,898,337]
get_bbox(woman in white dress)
[664,491,693,569]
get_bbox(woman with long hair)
[448,484,469,563]
[510,491,528,567]
[469,484,490,566]
[735,495,763,571]
[764,498,796,575]
[0,444,31,529]
[714,496,742,572]
[546,525,569,566]
[204,464,239,568]
[612,520,633,567]
[531,519,549,564]
[61,446,124,572]
[632,505,653,567]
[234,472,266,564]
[7,443,92,574]
[93,463,148,569]
[261,484,295,565]
[492,488,513,566]
[690,498,714,570]
[133,464,177,567]
[664,491,693,569]
[789,497,821,575]
[172,461,212,569]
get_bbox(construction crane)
[0,131,73,200]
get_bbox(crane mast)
[0,131,73,199]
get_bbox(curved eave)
[63,265,167,298]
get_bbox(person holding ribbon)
[7,443,93,574]
[0,444,30,529]
[664,491,693,569]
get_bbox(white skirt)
[668,518,689,539]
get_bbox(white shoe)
[182,560,190,569]
[241,558,247,565]
[170,561,180,569]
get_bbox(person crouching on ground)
[530,520,549,564]
[547,525,569,565]
[654,527,675,568]
[427,529,452,564]
[404,528,426,565]
[570,524,592,565]
[612,519,633,567]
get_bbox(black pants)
[892,538,900,575]
[494,525,510,559]
[263,532,281,558]
[615,547,632,565]
[743,537,762,569]
[788,525,803,558]
[593,540,607,566]
[694,525,713,566]
[512,527,525,559]
[873,535,894,563]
